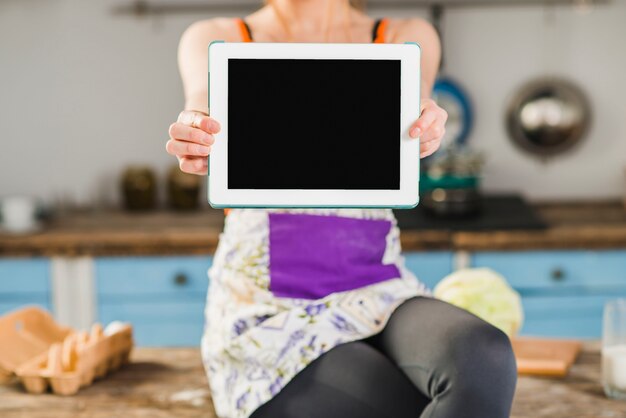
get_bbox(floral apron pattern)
[201,208,430,418]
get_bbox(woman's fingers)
[421,124,446,143]
[166,138,211,157]
[409,98,448,159]
[168,123,215,145]
[167,110,217,176]
[420,139,439,158]
[410,107,437,139]
[178,156,208,175]
[410,99,448,140]
[177,110,221,134]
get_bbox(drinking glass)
[603,299,626,400]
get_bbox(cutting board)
[512,337,582,377]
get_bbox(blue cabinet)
[0,258,51,315]
[2,248,624,344]
[95,256,212,347]
[472,250,626,338]
[403,252,454,289]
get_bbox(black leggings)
[250,296,517,418]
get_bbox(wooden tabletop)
[0,343,624,418]
[1,201,625,256]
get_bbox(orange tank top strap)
[372,18,388,43]
[237,18,253,43]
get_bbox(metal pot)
[422,187,482,218]
[421,146,484,217]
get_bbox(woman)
[167,1,517,418]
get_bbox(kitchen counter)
[0,343,624,418]
[453,200,626,251]
[0,201,625,256]
[0,210,223,257]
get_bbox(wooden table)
[1,344,625,418]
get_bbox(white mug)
[0,196,39,234]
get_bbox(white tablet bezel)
[208,41,421,208]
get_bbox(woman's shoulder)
[177,18,245,107]
[384,17,440,47]
[180,17,244,46]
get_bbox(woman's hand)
[409,98,448,159]
[166,110,221,175]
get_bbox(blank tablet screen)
[227,59,400,190]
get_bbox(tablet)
[208,42,421,208]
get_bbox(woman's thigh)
[250,341,429,418]
[365,296,517,418]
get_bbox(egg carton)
[0,306,133,395]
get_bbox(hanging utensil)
[506,77,591,157]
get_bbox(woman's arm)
[178,18,242,112]
[390,18,447,158]
[168,19,238,174]
[391,18,441,96]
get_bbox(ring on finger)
[178,111,193,126]
[191,112,204,129]
[178,110,206,128]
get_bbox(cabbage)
[433,268,524,337]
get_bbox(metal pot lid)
[506,77,591,156]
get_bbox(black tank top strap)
[371,19,383,43]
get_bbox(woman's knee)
[397,297,517,385]
[445,318,517,396]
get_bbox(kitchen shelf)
[111,0,608,16]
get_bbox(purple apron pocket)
[268,213,401,299]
